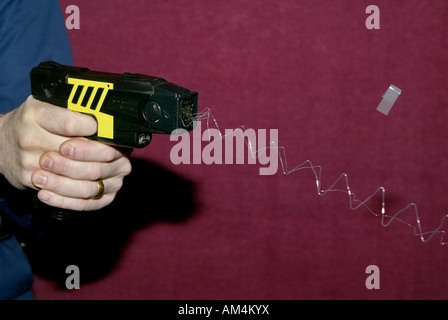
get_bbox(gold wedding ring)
[91,179,105,199]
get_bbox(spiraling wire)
[181,108,448,245]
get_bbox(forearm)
[0,113,4,176]
[0,111,11,173]
[0,108,23,190]
[0,113,4,174]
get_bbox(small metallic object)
[377,84,402,116]
[91,179,105,199]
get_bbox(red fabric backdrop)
[31,0,448,299]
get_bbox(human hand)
[0,95,132,211]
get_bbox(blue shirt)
[0,0,74,300]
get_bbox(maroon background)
[31,0,448,299]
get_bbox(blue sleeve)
[0,0,74,300]
[0,235,34,300]
[0,0,74,112]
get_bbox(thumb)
[33,97,97,137]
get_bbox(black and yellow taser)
[30,61,198,148]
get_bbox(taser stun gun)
[30,61,198,148]
[28,61,197,222]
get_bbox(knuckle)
[123,159,132,176]
[33,101,45,118]
[117,158,132,177]
[30,103,46,128]
[73,199,88,212]
[61,197,85,212]
[20,169,33,189]
[89,163,103,180]
[46,152,71,176]
[56,198,66,209]
[56,156,69,175]
[71,142,86,159]
[52,195,86,211]
[47,194,64,209]
[17,108,46,150]
[19,154,33,172]
[48,174,61,191]
[104,147,116,162]
[61,116,78,136]
[25,95,35,104]
[17,127,36,150]
[113,178,123,192]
